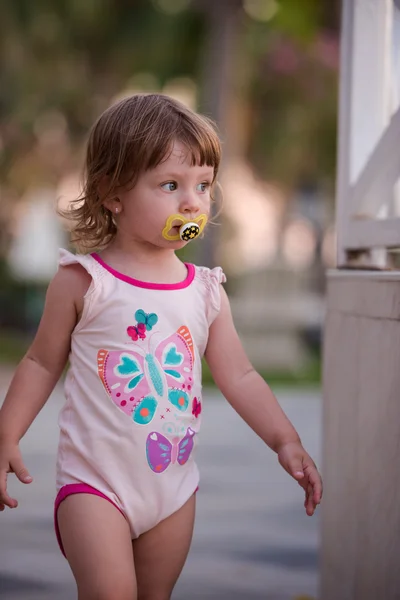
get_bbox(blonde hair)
[62,93,222,251]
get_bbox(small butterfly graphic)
[146,427,196,473]
[127,322,146,341]
[192,397,201,418]
[135,309,158,331]
[126,309,158,342]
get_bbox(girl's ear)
[99,177,122,214]
[103,196,122,215]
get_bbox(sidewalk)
[0,367,321,600]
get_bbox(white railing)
[337,0,400,267]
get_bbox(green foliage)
[202,353,321,388]
[0,331,30,364]
[273,0,322,42]
[0,0,338,191]
[0,0,204,187]
[0,332,321,387]
[241,0,338,190]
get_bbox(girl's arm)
[204,287,322,515]
[0,264,91,510]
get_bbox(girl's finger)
[306,483,315,515]
[312,478,323,504]
[9,458,33,485]
[288,461,305,481]
[303,480,312,510]
[0,490,18,509]
[0,471,18,509]
[304,464,323,504]
[0,496,17,508]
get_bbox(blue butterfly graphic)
[135,309,158,331]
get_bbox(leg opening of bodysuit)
[54,483,126,557]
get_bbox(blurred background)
[0,0,338,598]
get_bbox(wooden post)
[321,2,400,598]
[321,270,400,600]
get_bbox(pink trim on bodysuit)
[91,253,195,290]
[54,483,127,558]
[54,483,200,557]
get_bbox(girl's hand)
[0,441,33,510]
[277,441,322,516]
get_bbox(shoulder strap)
[58,248,105,283]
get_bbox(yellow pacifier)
[162,214,208,241]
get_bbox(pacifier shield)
[180,222,200,241]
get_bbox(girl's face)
[113,141,214,249]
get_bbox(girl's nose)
[179,194,200,215]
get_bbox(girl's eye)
[197,182,210,193]
[161,182,177,192]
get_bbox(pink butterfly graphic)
[127,323,146,341]
[97,325,195,424]
[146,427,195,473]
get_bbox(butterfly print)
[135,309,158,331]
[127,322,146,341]
[97,325,195,425]
[146,427,196,473]
[97,315,198,472]
[192,397,202,418]
[126,309,158,342]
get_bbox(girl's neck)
[98,238,187,285]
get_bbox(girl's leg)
[57,494,137,600]
[133,493,196,600]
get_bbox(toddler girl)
[0,93,322,600]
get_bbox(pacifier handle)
[162,213,208,242]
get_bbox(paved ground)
[0,367,321,599]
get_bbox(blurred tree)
[242,0,339,191]
[0,0,339,258]
[0,0,206,255]
[0,0,204,184]
[194,0,244,266]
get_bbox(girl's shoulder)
[59,248,99,273]
[58,248,108,286]
[193,263,226,287]
[57,248,106,318]
[55,249,96,316]
[191,264,226,325]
